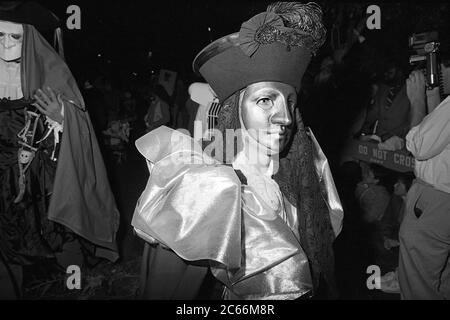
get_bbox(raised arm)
[406,71,450,160]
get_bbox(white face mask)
[0,21,23,62]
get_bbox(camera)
[409,31,440,89]
[409,31,450,98]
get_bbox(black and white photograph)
[0,0,449,310]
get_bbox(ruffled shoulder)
[132,126,243,268]
[135,126,206,164]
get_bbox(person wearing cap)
[0,2,119,299]
[359,60,411,149]
[132,2,343,300]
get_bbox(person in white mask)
[0,20,23,100]
[0,20,22,60]
[0,2,119,299]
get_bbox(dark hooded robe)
[0,23,119,268]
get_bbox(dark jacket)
[361,84,411,141]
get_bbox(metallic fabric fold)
[309,129,344,237]
[132,126,312,299]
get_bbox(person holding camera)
[398,70,450,299]
[359,60,411,151]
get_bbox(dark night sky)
[33,0,274,84]
[31,0,450,87]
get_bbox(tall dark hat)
[0,1,64,57]
[193,2,326,101]
[0,1,60,31]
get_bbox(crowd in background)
[57,3,450,297]
[80,75,197,165]
[75,50,437,299]
[2,0,449,301]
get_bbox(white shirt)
[406,95,450,194]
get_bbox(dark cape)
[0,24,119,265]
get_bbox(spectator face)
[314,57,334,84]
[84,81,93,89]
[383,66,403,86]
[0,21,23,62]
[361,163,378,184]
[365,171,378,183]
[394,180,407,196]
[384,67,397,81]
[111,121,120,131]
[240,81,295,155]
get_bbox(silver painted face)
[240,81,296,155]
[0,21,23,62]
